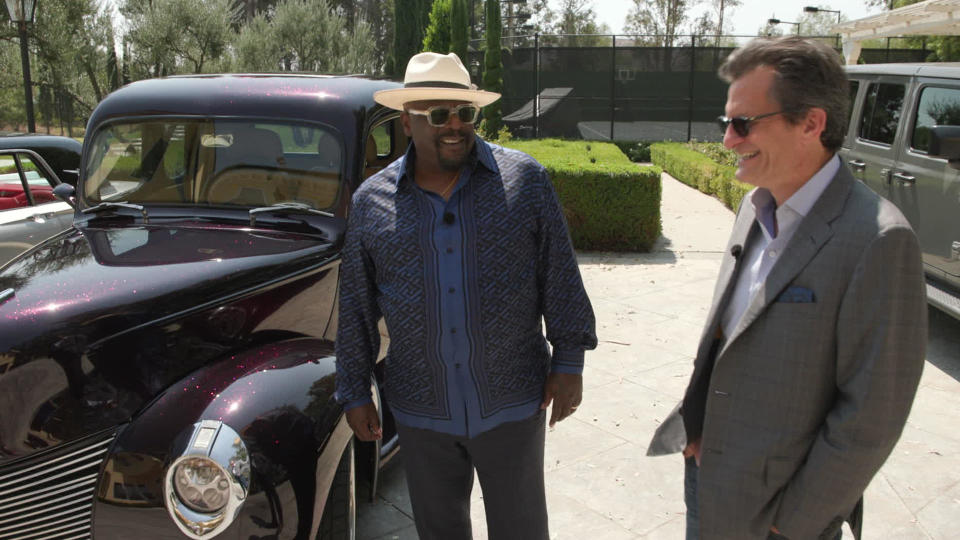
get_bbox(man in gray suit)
[648,37,928,539]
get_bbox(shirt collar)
[395,136,499,187]
[750,154,839,240]
[782,153,840,218]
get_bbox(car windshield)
[83,119,343,211]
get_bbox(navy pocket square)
[777,286,816,303]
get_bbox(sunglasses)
[406,104,480,127]
[716,111,785,137]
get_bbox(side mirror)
[927,125,960,170]
[53,183,78,209]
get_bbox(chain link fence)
[468,35,931,143]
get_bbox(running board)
[927,279,960,320]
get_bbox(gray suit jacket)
[648,165,928,539]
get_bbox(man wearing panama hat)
[335,52,597,539]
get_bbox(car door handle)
[848,159,866,171]
[892,172,916,185]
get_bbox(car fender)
[94,337,351,539]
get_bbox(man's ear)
[803,107,828,141]
[400,111,412,137]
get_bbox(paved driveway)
[357,173,960,540]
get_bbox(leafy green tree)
[451,0,469,61]
[423,0,452,53]
[123,0,240,76]
[625,0,692,47]
[481,0,503,136]
[236,0,377,73]
[236,14,282,71]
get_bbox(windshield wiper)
[82,201,149,223]
[248,202,334,227]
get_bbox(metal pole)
[534,32,540,138]
[687,35,695,142]
[610,34,616,141]
[17,21,35,133]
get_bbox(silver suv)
[841,63,960,319]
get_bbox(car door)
[0,151,73,264]
[888,79,960,291]
[844,75,911,199]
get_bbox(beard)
[435,128,475,171]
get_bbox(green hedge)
[650,142,752,211]
[505,139,661,252]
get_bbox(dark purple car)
[0,74,409,539]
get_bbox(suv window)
[859,82,906,145]
[84,119,343,210]
[911,86,960,153]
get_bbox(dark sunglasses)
[716,111,785,137]
[407,104,480,127]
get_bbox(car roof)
[88,74,401,129]
[846,63,960,79]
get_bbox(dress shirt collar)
[749,154,839,241]
[395,136,500,187]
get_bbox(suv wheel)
[318,438,356,539]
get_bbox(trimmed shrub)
[505,139,662,252]
[613,140,653,163]
[650,142,752,211]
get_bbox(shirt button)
[768,250,778,258]
[450,328,457,334]
[446,247,454,254]
[448,287,455,293]
[455,363,462,369]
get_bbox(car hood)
[0,221,338,354]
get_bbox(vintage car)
[0,134,82,264]
[0,74,409,539]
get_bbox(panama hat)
[374,52,501,110]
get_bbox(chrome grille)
[0,431,115,540]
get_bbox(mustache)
[437,128,470,138]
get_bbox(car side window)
[911,86,960,154]
[371,123,392,158]
[859,82,905,145]
[0,154,56,210]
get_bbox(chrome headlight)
[164,420,251,538]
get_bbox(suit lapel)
[722,166,854,353]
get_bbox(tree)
[123,0,240,76]
[393,0,425,77]
[553,0,609,45]
[708,0,741,45]
[624,0,692,47]
[423,0,452,53]
[481,0,503,136]
[237,0,377,73]
[451,0,469,61]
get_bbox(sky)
[585,0,887,36]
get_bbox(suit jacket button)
[714,390,729,396]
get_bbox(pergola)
[832,0,960,64]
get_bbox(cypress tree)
[481,0,503,135]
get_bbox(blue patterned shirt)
[335,138,597,438]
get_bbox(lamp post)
[803,6,841,24]
[768,18,801,35]
[5,0,38,133]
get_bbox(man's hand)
[682,438,702,466]
[345,403,382,441]
[540,372,583,427]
